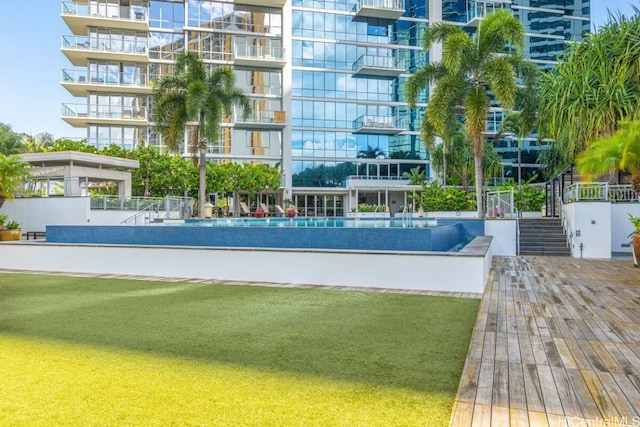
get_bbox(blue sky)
[0,1,638,139]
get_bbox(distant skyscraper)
[60,0,589,215]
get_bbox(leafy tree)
[236,163,282,197]
[431,135,503,191]
[49,138,95,153]
[0,154,31,208]
[20,133,54,153]
[405,9,532,218]
[402,166,426,185]
[152,51,251,217]
[577,120,640,196]
[0,124,25,155]
[538,13,640,163]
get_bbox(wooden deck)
[450,256,640,427]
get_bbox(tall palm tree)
[577,120,640,196]
[405,9,531,218]
[152,51,251,218]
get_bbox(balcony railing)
[354,0,405,19]
[62,35,147,54]
[232,109,286,127]
[234,43,285,68]
[563,183,640,203]
[62,103,148,121]
[352,55,405,76]
[61,0,148,28]
[62,68,158,91]
[352,115,404,134]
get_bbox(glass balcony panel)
[354,0,405,20]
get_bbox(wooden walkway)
[450,256,640,427]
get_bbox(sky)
[0,1,638,140]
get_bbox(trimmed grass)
[0,273,480,426]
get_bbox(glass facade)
[61,0,589,214]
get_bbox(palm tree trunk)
[442,147,447,189]
[474,154,483,218]
[199,143,207,219]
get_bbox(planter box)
[0,229,21,241]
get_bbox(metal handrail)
[121,202,161,225]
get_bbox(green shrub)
[410,183,476,212]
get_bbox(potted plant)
[284,199,296,218]
[628,213,640,268]
[0,218,21,241]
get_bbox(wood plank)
[587,341,624,374]
[449,401,473,427]
[562,338,592,370]
[491,405,509,427]
[581,369,621,420]
[542,338,564,368]
[564,369,602,419]
[610,372,640,417]
[507,332,521,363]
[545,413,569,426]
[610,343,640,376]
[475,358,495,406]
[508,408,529,427]
[508,362,527,411]
[537,364,564,415]
[492,360,510,408]
[457,359,481,403]
[527,411,549,427]
[470,403,491,427]
[552,337,578,370]
[522,364,546,413]
[550,366,583,418]
[529,334,549,366]
[495,332,509,362]
[594,372,637,419]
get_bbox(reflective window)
[187,1,282,36]
[149,0,184,29]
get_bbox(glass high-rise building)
[60,0,589,216]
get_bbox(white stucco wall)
[563,201,640,258]
[484,219,517,256]
[0,198,141,232]
[611,203,640,255]
[0,239,492,294]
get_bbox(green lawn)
[0,273,480,426]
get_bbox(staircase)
[519,218,571,256]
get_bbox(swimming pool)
[178,217,438,228]
[46,218,484,252]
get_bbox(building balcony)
[232,0,286,7]
[61,103,148,127]
[352,115,404,134]
[234,44,285,68]
[352,55,405,77]
[354,0,405,20]
[61,35,147,67]
[61,69,156,96]
[465,1,510,27]
[61,1,149,35]
[232,109,286,129]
